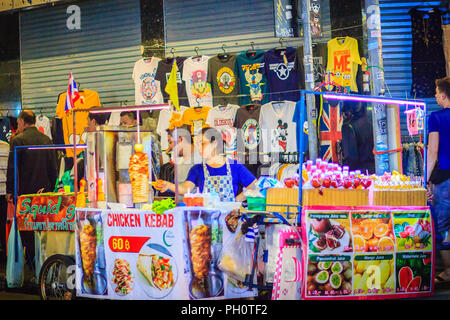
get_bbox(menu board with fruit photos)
[301,206,434,300]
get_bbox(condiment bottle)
[184,191,193,207]
[97,179,107,209]
[76,179,87,208]
[193,188,204,207]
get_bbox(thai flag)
[65,72,80,113]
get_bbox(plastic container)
[192,188,203,207]
[247,196,266,211]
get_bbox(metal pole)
[365,0,390,175]
[301,0,318,160]
[298,95,306,208]
[73,109,78,197]
[173,127,179,205]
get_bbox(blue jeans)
[434,178,450,235]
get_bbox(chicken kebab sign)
[75,208,188,300]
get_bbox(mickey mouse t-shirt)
[259,101,297,153]
[263,47,300,102]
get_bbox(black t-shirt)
[233,104,262,165]
[155,57,188,105]
[296,43,328,88]
[207,53,239,106]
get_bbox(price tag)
[108,236,150,253]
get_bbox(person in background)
[120,111,138,126]
[428,77,450,286]
[119,111,162,182]
[6,110,57,271]
[158,127,257,202]
[162,128,174,164]
[168,125,202,183]
[87,111,109,129]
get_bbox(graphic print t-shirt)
[236,51,269,106]
[0,117,11,142]
[206,104,239,154]
[207,54,239,106]
[155,57,188,106]
[132,57,164,105]
[182,56,213,108]
[259,101,297,153]
[233,104,262,165]
[56,89,101,157]
[181,106,212,136]
[263,47,300,102]
[35,115,52,140]
[296,43,328,87]
[326,37,362,92]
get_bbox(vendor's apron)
[203,160,235,202]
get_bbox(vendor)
[158,127,257,202]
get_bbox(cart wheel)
[39,254,76,300]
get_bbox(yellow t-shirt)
[326,37,362,92]
[56,89,101,157]
[181,106,212,135]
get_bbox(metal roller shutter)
[163,0,332,57]
[379,0,445,135]
[20,0,142,114]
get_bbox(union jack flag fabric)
[65,72,80,113]
[319,102,343,162]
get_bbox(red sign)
[108,236,151,253]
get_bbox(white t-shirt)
[35,115,52,140]
[206,104,239,154]
[182,56,213,108]
[132,58,164,105]
[259,101,297,153]
[157,106,188,163]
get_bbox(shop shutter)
[20,0,142,113]
[379,0,444,135]
[163,0,332,57]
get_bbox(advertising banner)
[301,206,434,300]
[75,207,257,300]
[16,194,76,231]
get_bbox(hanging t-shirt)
[236,51,269,106]
[132,57,164,105]
[181,106,212,136]
[292,100,309,157]
[35,115,52,140]
[0,117,11,142]
[207,54,239,106]
[259,101,297,153]
[263,47,300,102]
[182,56,213,108]
[155,57,189,106]
[56,89,101,157]
[157,105,188,162]
[234,104,261,158]
[326,37,362,92]
[206,104,239,154]
[296,43,328,87]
